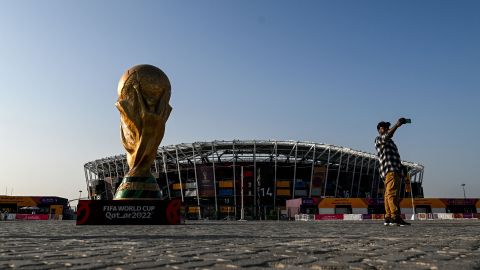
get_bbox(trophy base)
[114,176,162,199]
[76,198,182,225]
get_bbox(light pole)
[79,190,82,201]
[239,166,246,221]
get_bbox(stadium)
[84,140,425,219]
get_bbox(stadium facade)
[84,140,424,219]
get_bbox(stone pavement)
[1,220,479,269]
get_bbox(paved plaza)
[1,220,479,269]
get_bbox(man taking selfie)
[375,117,411,226]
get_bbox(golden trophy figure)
[114,65,172,200]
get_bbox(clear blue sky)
[0,1,479,201]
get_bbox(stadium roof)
[84,140,424,183]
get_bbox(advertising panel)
[76,199,182,225]
[443,198,477,205]
[196,165,215,197]
[315,214,344,220]
[15,214,49,220]
[0,196,37,207]
[399,198,446,208]
[302,198,318,205]
[311,166,326,196]
[318,198,368,208]
[39,197,60,204]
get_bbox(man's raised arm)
[387,118,407,138]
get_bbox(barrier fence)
[0,214,64,221]
[0,213,16,221]
[294,213,480,221]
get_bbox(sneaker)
[384,217,391,226]
[393,216,411,226]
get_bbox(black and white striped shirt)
[375,134,403,180]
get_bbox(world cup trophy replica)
[114,64,172,200]
[76,64,182,225]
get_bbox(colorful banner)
[196,165,215,197]
[315,214,344,220]
[15,214,49,220]
[0,196,37,207]
[311,166,326,196]
[0,196,68,208]
[235,169,254,197]
[443,198,477,205]
[400,198,446,208]
[318,198,369,208]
